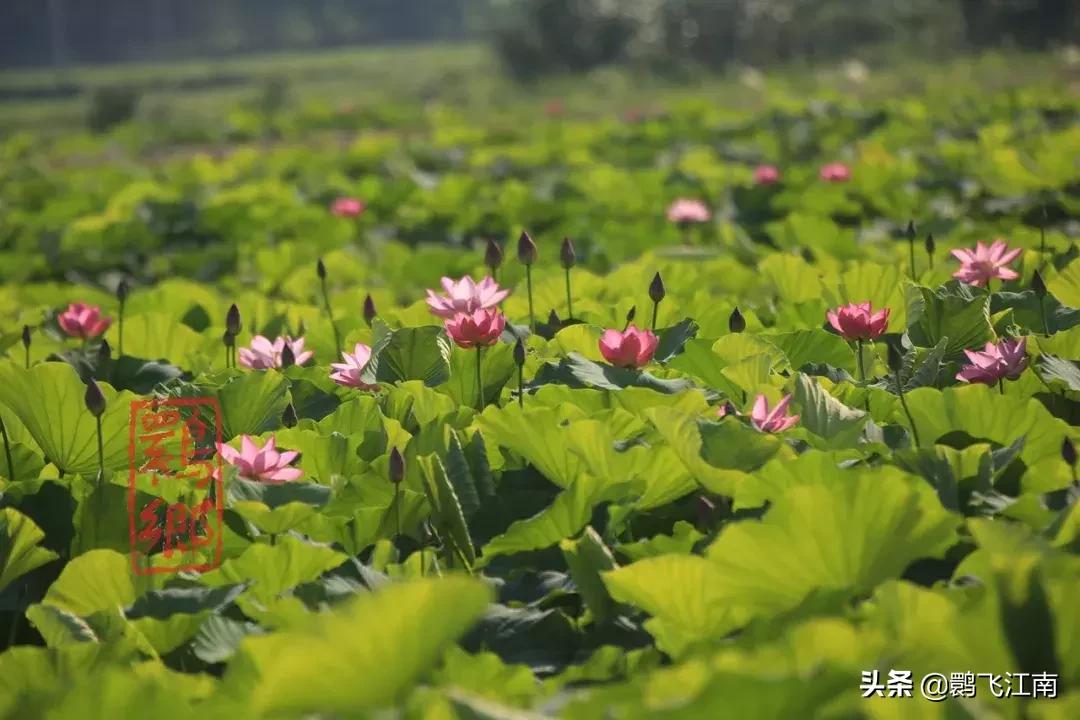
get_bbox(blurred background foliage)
[0,0,1077,75]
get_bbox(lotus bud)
[925,233,936,256]
[728,307,746,333]
[1062,437,1077,467]
[282,402,298,428]
[513,338,526,367]
[363,294,377,325]
[905,220,916,241]
[223,330,235,348]
[560,237,576,269]
[389,447,405,485]
[226,304,242,336]
[485,238,503,272]
[316,258,327,281]
[648,272,666,304]
[1032,270,1047,299]
[21,325,30,349]
[625,305,637,325]
[517,231,537,266]
[84,379,106,418]
[887,343,904,374]
[116,279,129,303]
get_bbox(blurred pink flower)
[426,276,510,320]
[956,337,1028,385]
[716,401,738,419]
[754,164,781,185]
[445,308,506,349]
[238,335,314,370]
[599,325,659,369]
[58,303,111,339]
[330,343,379,390]
[819,162,851,182]
[950,239,1022,287]
[666,198,711,225]
[215,434,303,484]
[331,197,365,218]
[827,302,890,341]
[545,99,565,117]
[750,394,800,433]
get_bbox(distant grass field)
[0,42,1077,143]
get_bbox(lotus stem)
[856,338,869,412]
[908,237,916,281]
[651,301,659,332]
[1040,203,1048,269]
[475,347,484,411]
[1039,295,1050,335]
[564,267,573,320]
[394,483,401,539]
[526,265,535,331]
[0,417,14,482]
[998,379,1005,396]
[517,366,524,408]
[96,416,104,480]
[118,304,125,357]
[319,275,342,353]
[894,369,921,448]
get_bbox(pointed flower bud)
[1032,270,1047,299]
[925,233,936,256]
[905,220,916,241]
[21,325,31,349]
[389,447,405,485]
[560,237,576,269]
[363,294,377,325]
[485,239,503,271]
[280,343,296,368]
[625,305,637,325]
[226,304,242,336]
[316,258,327,280]
[887,343,904,374]
[223,330,235,348]
[84,379,106,418]
[517,231,537,266]
[282,402,298,428]
[116,279,129,303]
[1062,437,1077,467]
[548,309,560,327]
[728,307,746,333]
[648,272,666,304]
[513,338,526,367]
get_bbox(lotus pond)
[1,51,1080,719]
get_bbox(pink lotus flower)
[331,197,365,218]
[598,325,659,369]
[826,302,890,341]
[238,335,314,370]
[819,162,851,182]
[754,165,781,185]
[426,276,510,320]
[58,303,111,339]
[666,198,711,225]
[750,394,800,433]
[445,308,506,349]
[956,337,1028,385]
[950,239,1022,287]
[215,434,303,484]
[330,343,379,390]
[545,99,565,117]
[716,401,738,419]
